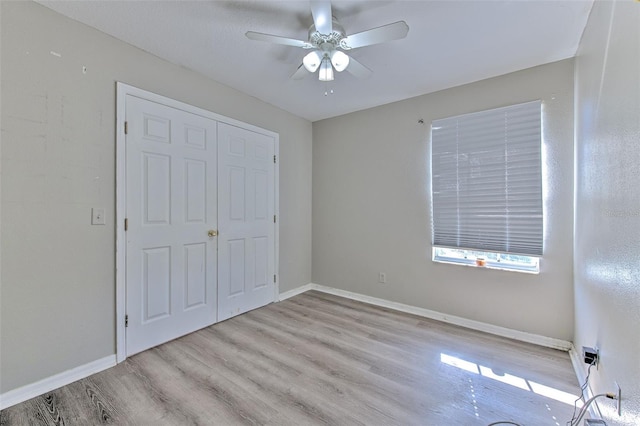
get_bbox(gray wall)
[312,59,575,341]
[0,1,312,394]
[574,1,640,424]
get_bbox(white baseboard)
[282,283,572,351]
[0,355,116,410]
[278,283,316,301]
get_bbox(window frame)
[430,100,544,273]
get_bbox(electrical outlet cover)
[92,208,106,225]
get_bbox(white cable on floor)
[570,393,613,426]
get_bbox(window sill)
[432,257,540,274]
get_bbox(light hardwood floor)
[1,291,579,425]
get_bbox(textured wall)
[0,1,312,394]
[574,1,640,424]
[313,59,575,341]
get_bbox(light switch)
[92,208,106,225]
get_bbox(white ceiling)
[37,0,594,122]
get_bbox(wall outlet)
[91,208,106,225]
[582,346,598,366]
[378,272,386,283]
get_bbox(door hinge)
[124,121,128,135]
[273,215,276,223]
[125,314,129,328]
[124,218,128,231]
[273,155,276,164]
[273,274,276,283]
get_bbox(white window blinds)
[431,100,543,256]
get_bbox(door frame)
[115,83,279,363]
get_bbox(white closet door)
[125,95,217,356]
[217,122,276,321]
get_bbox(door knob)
[208,230,218,237]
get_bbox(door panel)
[184,159,207,223]
[229,167,246,219]
[228,239,246,297]
[143,246,171,321]
[184,243,207,309]
[254,171,268,219]
[126,95,217,356]
[254,237,269,288]
[218,123,276,321]
[143,153,171,224]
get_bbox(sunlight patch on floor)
[440,353,580,407]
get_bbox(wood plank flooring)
[1,291,579,425]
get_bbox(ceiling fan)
[245,1,409,82]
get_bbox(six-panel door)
[125,95,218,356]
[217,122,276,321]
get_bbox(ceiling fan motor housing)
[309,18,347,51]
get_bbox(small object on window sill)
[475,258,486,267]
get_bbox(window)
[430,101,542,273]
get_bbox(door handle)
[208,230,218,237]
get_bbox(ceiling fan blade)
[290,64,309,80]
[341,21,409,50]
[246,31,312,48]
[345,56,372,79]
[310,1,333,35]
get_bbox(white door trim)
[115,82,279,363]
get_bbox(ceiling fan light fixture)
[330,50,349,72]
[245,2,410,85]
[318,57,334,81]
[303,50,322,72]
